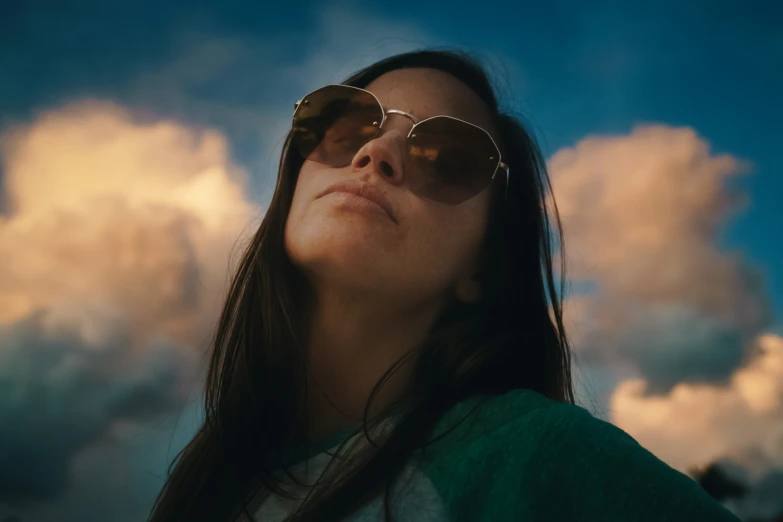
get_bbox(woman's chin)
[288,230,391,268]
[303,217,396,249]
[310,242,390,270]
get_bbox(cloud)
[0,100,259,335]
[610,334,783,471]
[2,400,206,522]
[548,125,782,518]
[618,303,746,393]
[0,313,183,505]
[550,124,772,391]
[610,333,783,519]
[729,468,783,521]
[0,100,259,506]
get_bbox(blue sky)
[1,2,782,521]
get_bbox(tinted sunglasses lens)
[292,86,382,167]
[408,117,500,205]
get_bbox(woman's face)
[285,67,499,306]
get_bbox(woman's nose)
[350,128,408,185]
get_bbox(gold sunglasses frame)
[293,84,510,200]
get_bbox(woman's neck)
[301,286,443,442]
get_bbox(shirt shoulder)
[413,388,741,522]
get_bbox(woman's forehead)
[363,68,496,131]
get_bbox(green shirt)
[252,388,741,521]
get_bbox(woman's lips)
[319,181,397,223]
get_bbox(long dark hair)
[147,48,575,522]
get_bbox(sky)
[0,1,782,521]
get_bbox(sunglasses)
[291,84,509,205]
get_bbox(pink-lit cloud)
[611,333,783,519]
[549,124,781,518]
[0,100,259,505]
[550,125,771,392]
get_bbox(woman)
[147,49,740,522]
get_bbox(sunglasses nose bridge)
[383,109,418,124]
[378,109,418,135]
